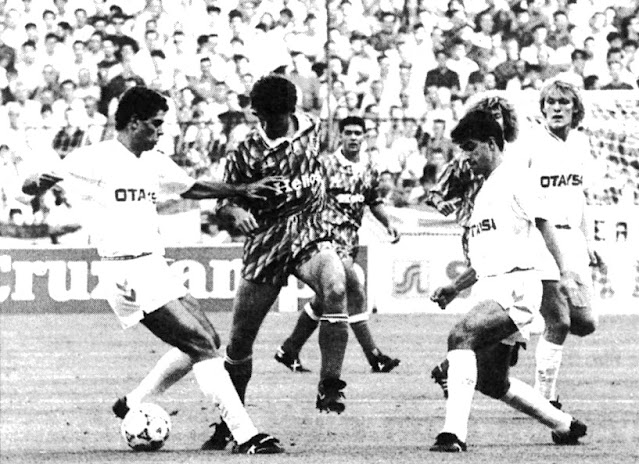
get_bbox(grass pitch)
[1,312,638,464]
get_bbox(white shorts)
[471,271,543,344]
[103,253,187,329]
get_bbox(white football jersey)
[54,139,195,257]
[467,158,547,279]
[528,128,593,228]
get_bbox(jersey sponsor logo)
[114,188,157,202]
[539,174,583,188]
[275,172,323,195]
[116,281,137,302]
[335,193,365,204]
[469,218,497,237]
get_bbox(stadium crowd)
[0,0,638,242]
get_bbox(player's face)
[542,89,574,132]
[134,110,165,152]
[460,138,493,177]
[255,111,291,139]
[341,124,364,156]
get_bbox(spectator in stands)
[447,39,479,96]
[422,118,455,170]
[370,11,399,53]
[425,49,461,96]
[31,64,62,105]
[555,49,590,88]
[494,36,521,89]
[52,79,86,124]
[547,9,574,64]
[15,41,41,95]
[288,51,321,114]
[601,61,634,90]
[52,107,86,159]
[83,95,107,145]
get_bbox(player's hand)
[22,173,63,196]
[436,200,457,216]
[242,176,287,200]
[230,209,258,234]
[430,285,458,310]
[387,225,400,244]
[559,270,587,309]
[588,249,605,272]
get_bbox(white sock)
[192,358,258,445]
[534,337,564,400]
[127,348,193,406]
[441,349,477,443]
[501,377,572,432]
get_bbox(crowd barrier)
[1,205,636,315]
[0,245,367,314]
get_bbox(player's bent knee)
[476,375,510,399]
[570,318,596,337]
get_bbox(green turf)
[1,312,638,464]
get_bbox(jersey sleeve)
[217,141,255,211]
[153,151,196,195]
[55,146,105,203]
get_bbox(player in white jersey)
[531,80,598,413]
[21,86,285,454]
[428,110,587,452]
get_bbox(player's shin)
[224,352,253,404]
[126,348,193,406]
[318,314,349,380]
[282,301,320,356]
[441,350,477,442]
[192,358,259,445]
[500,377,572,432]
[534,337,563,401]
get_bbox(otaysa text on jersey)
[539,173,583,188]
[114,188,157,202]
[469,218,497,237]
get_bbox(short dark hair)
[115,86,168,131]
[451,110,504,151]
[250,74,297,116]
[339,116,366,132]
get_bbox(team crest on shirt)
[469,218,497,237]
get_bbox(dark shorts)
[242,211,332,286]
[329,224,359,260]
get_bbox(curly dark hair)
[115,86,168,131]
[539,80,585,128]
[468,95,519,143]
[249,74,297,116]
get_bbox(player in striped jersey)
[275,116,401,374]
[212,75,350,447]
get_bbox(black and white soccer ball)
[120,403,171,451]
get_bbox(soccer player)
[274,116,401,374]
[208,74,351,448]
[426,96,520,393]
[22,86,284,455]
[429,109,587,452]
[531,80,597,409]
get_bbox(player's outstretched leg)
[112,347,194,418]
[345,261,400,373]
[143,299,283,454]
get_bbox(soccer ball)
[120,403,171,451]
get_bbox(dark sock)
[440,357,449,374]
[281,310,319,356]
[350,320,380,365]
[318,319,348,380]
[223,359,252,404]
